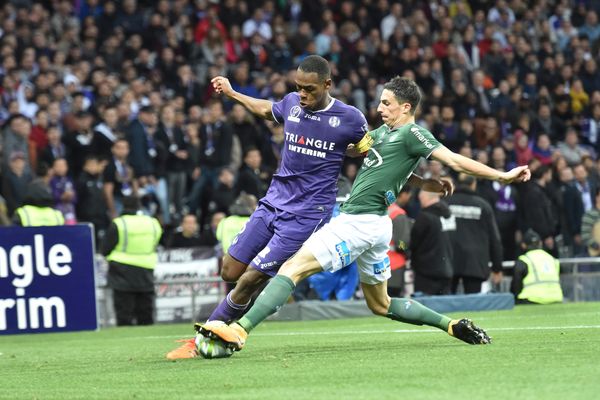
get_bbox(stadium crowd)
[2,0,600,273]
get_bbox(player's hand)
[422,177,454,197]
[211,76,234,97]
[345,143,366,158]
[498,165,531,184]
[439,177,454,197]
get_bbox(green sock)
[238,275,295,333]
[386,298,451,331]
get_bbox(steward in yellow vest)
[101,196,162,326]
[13,180,65,226]
[511,229,563,304]
[216,193,258,256]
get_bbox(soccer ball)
[195,335,234,359]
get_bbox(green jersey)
[341,123,441,216]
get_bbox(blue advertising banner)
[0,225,97,334]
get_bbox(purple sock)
[207,292,250,323]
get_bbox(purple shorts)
[228,201,328,276]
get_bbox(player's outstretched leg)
[385,297,491,345]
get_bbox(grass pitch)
[2,302,600,400]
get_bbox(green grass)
[2,303,600,400]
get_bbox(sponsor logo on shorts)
[259,261,278,269]
[252,246,271,267]
[373,257,390,275]
[335,241,351,267]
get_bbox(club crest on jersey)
[288,105,301,122]
[328,116,340,127]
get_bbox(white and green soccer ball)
[195,335,234,359]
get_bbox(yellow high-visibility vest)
[15,205,65,226]
[106,214,162,269]
[517,249,563,304]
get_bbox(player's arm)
[346,132,373,157]
[431,145,531,184]
[407,174,454,197]
[211,76,274,121]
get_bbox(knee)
[221,263,242,282]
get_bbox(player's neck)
[311,94,333,112]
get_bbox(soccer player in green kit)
[198,76,531,350]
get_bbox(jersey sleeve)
[404,125,441,159]
[271,93,294,124]
[351,111,372,152]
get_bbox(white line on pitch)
[143,324,600,340]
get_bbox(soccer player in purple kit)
[166,55,374,359]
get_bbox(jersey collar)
[309,97,336,113]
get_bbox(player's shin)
[207,292,251,323]
[386,298,451,331]
[237,275,295,332]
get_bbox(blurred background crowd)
[2,0,600,266]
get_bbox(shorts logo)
[252,246,271,267]
[335,241,351,267]
[373,257,390,275]
[384,190,396,206]
[288,106,301,122]
[328,116,340,127]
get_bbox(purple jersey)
[264,93,367,219]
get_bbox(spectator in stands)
[156,104,188,221]
[92,105,120,162]
[568,163,597,254]
[76,156,109,246]
[511,229,563,304]
[447,174,503,294]
[410,190,455,296]
[2,152,34,215]
[49,157,77,224]
[520,164,559,254]
[103,138,137,219]
[39,125,67,168]
[102,195,162,326]
[581,188,600,258]
[187,99,233,215]
[64,110,95,176]
[2,114,32,176]
[237,147,269,200]
[167,214,202,249]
